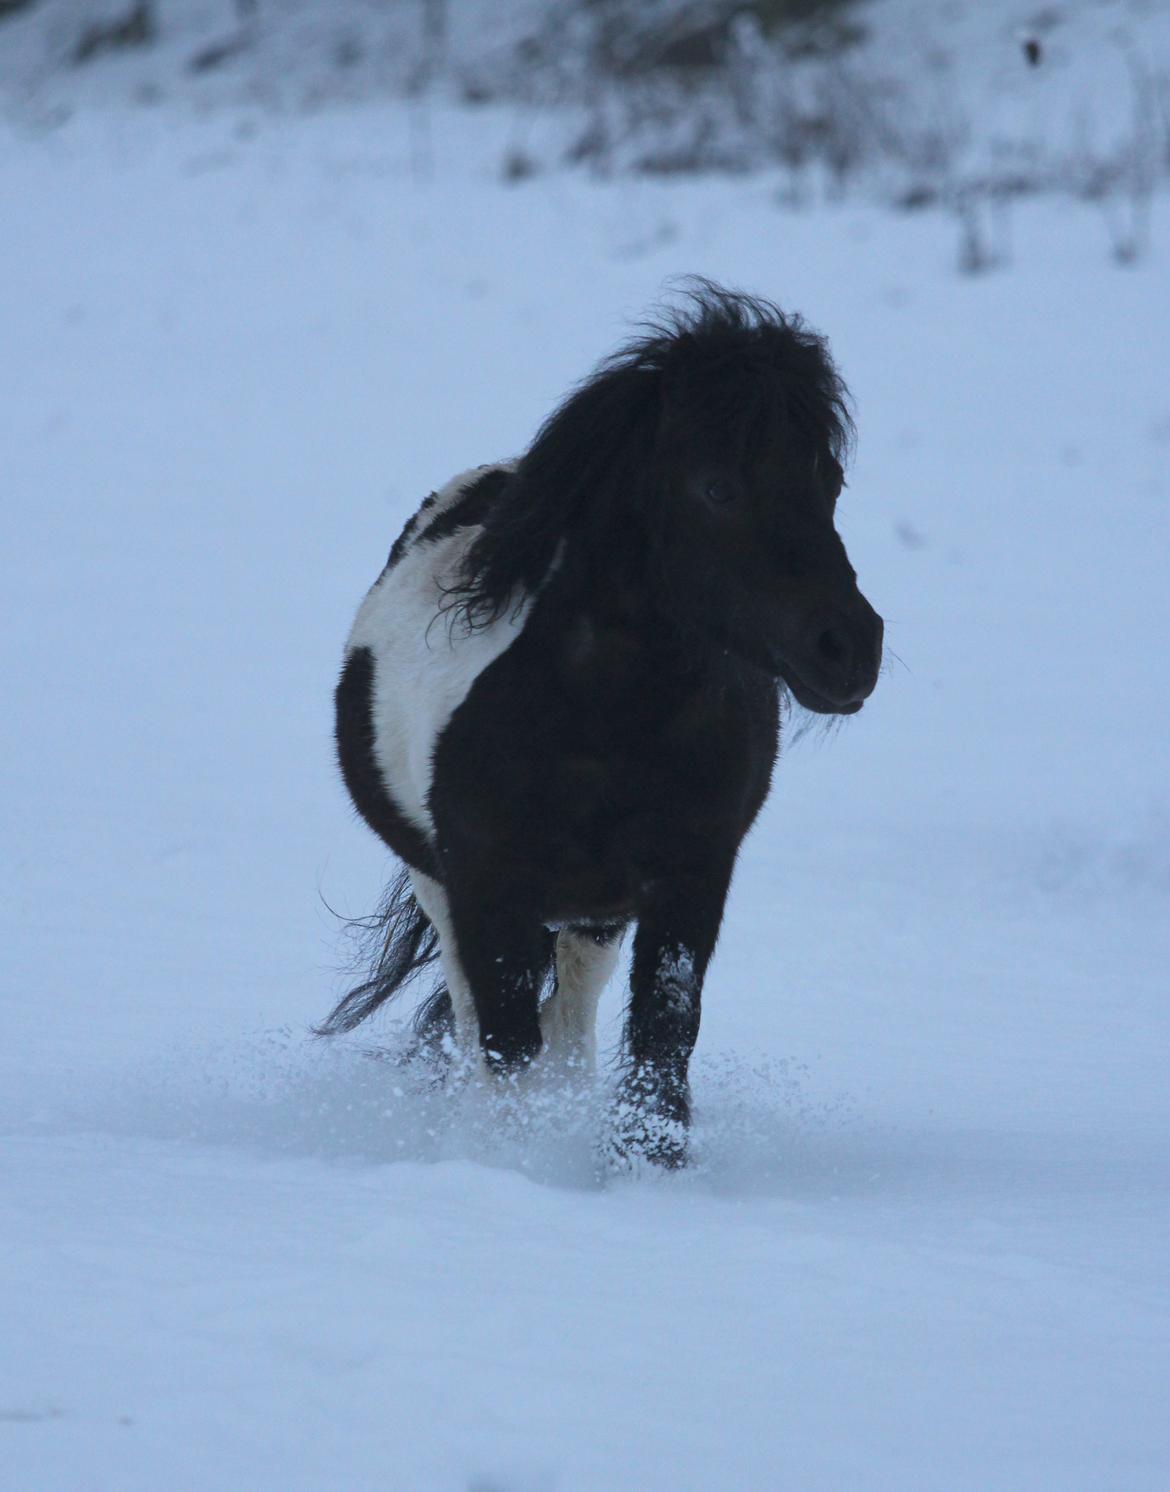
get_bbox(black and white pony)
[322,282,883,1166]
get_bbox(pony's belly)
[540,867,642,928]
[354,617,532,844]
[526,800,719,926]
[345,531,532,844]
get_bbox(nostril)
[816,628,848,666]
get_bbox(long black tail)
[317,867,452,1041]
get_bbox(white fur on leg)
[410,875,621,1087]
[408,870,481,1063]
[541,929,622,1074]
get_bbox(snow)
[3,40,1170,1492]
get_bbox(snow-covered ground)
[3,79,1169,1492]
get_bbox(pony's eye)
[704,478,736,506]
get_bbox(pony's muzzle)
[802,599,883,706]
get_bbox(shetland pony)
[321,282,883,1166]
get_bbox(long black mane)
[444,279,854,632]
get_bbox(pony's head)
[637,282,883,712]
[457,280,883,712]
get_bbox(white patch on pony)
[408,869,481,1061]
[345,462,523,843]
[540,929,623,1073]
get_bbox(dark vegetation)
[3,1,1167,267]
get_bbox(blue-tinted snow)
[2,31,1169,1492]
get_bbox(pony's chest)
[522,617,769,824]
[433,600,778,882]
[533,705,766,916]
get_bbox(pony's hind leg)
[408,870,480,1058]
[541,924,624,1075]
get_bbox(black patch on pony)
[333,646,437,879]
[384,489,437,572]
[416,466,510,549]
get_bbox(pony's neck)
[543,519,715,683]
[560,510,652,615]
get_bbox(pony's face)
[655,430,883,713]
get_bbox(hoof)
[480,1032,542,1079]
[605,1091,690,1171]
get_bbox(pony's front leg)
[445,880,554,1076]
[613,868,732,1168]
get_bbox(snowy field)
[3,78,1170,1492]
